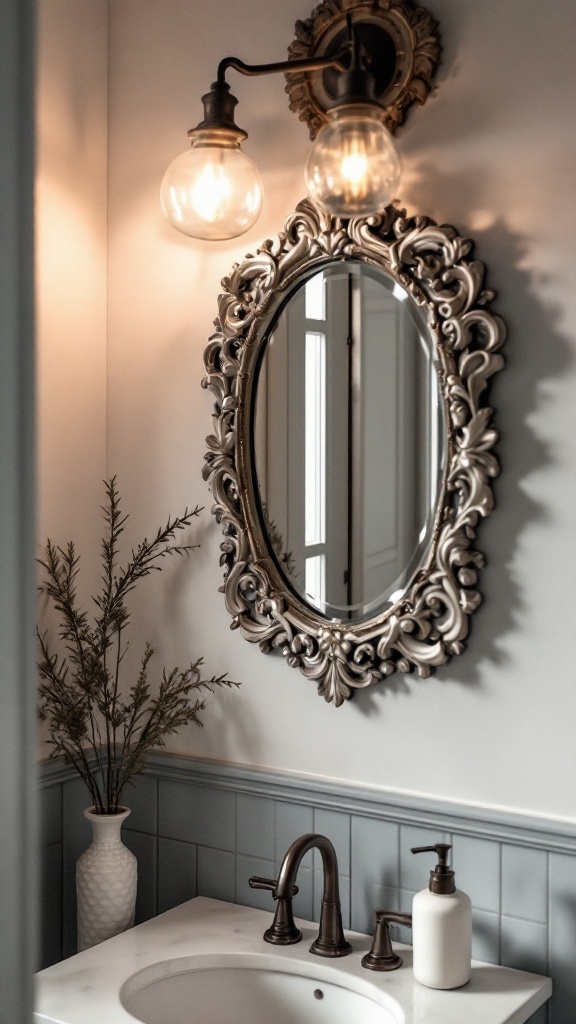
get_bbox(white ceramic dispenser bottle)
[411,843,472,990]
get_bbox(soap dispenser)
[411,843,471,990]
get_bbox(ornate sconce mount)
[286,0,442,138]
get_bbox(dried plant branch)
[37,478,240,814]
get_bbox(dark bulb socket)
[188,81,247,142]
[328,66,383,115]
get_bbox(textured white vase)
[76,806,137,952]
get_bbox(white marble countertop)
[35,897,552,1024]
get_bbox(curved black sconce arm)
[216,53,348,90]
[196,17,373,139]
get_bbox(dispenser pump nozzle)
[411,843,456,894]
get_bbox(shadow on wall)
[144,510,260,762]
[353,195,573,713]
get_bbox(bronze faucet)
[249,833,352,958]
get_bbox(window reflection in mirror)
[253,262,446,622]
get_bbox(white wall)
[41,0,576,820]
[36,0,108,589]
[35,0,108,761]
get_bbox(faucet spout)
[258,833,352,958]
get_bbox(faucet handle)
[361,910,412,972]
[248,876,299,897]
[249,874,302,945]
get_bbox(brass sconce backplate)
[285,0,442,138]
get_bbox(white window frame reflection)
[305,270,326,321]
[305,330,326,552]
[303,270,327,607]
[305,553,326,609]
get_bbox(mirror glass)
[252,262,446,622]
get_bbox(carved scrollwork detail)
[285,0,442,139]
[202,197,505,706]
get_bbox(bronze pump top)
[411,843,456,895]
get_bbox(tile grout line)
[545,849,551,1011]
[233,791,238,903]
[544,850,550,1024]
[347,811,352,925]
[154,776,160,916]
[498,841,503,965]
[59,782,65,962]
[397,820,402,893]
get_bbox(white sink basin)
[120,952,400,1024]
[34,897,552,1024]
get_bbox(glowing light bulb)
[161,131,263,241]
[305,105,402,218]
[340,140,368,197]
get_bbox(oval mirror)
[253,263,446,621]
[202,198,505,705]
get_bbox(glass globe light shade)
[304,105,402,218]
[160,131,263,241]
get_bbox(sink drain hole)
[314,989,324,1000]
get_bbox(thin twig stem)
[36,479,238,813]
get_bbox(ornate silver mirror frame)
[202,198,505,706]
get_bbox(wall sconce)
[160,0,441,241]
